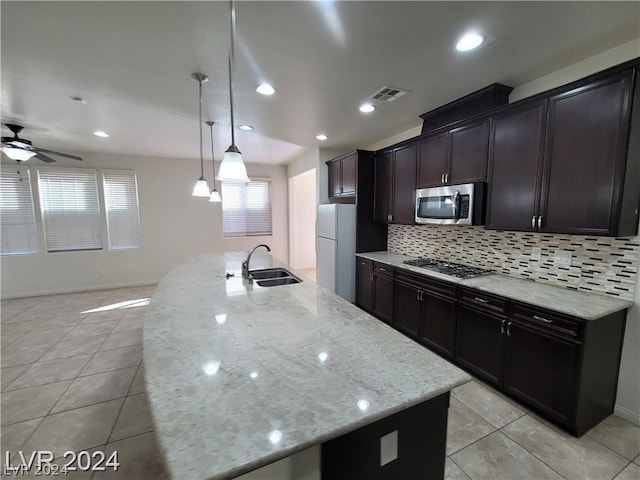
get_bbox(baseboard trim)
[614,404,640,426]
[1,280,158,300]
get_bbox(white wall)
[1,152,288,298]
[288,169,317,270]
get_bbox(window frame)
[221,178,273,238]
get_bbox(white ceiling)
[1,1,639,166]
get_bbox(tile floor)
[1,286,639,480]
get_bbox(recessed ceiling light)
[93,130,109,137]
[456,32,485,52]
[70,96,86,104]
[316,134,328,141]
[359,103,376,113]
[256,83,275,95]
[238,125,253,131]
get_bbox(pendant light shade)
[1,147,37,161]
[217,0,250,184]
[206,121,222,202]
[191,72,211,197]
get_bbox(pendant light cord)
[229,0,236,148]
[199,79,205,178]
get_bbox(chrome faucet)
[242,244,271,279]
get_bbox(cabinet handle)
[441,174,444,183]
[537,215,543,229]
[533,315,553,324]
[506,321,512,336]
[370,272,374,282]
[501,319,506,334]
[531,216,536,229]
[445,173,449,183]
[416,291,421,301]
[419,291,424,301]
[379,267,386,272]
[474,297,489,304]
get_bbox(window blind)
[103,170,141,250]
[0,167,38,255]
[222,180,272,237]
[37,167,102,252]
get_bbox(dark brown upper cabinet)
[374,142,417,224]
[487,65,639,236]
[327,152,357,198]
[417,119,489,188]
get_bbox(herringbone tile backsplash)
[388,225,639,301]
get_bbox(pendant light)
[216,0,250,184]
[191,72,211,197]
[206,121,222,203]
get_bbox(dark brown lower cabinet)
[355,259,374,312]
[394,280,421,338]
[420,292,457,359]
[372,268,394,324]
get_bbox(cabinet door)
[420,292,457,359]
[486,100,547,230]
[374,151,393,223]
[341,154,357,196]
[417,132,449,187]
[541,70,633,235]
[504,321,580,425]
[328,160,342,198]
[391,143,417,224]
[449,119,490,184]
[372,274,394,325]
[456,305,505,387]
[355,265,373,312]
[394,280,421,339]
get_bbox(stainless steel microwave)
[415,182,486,225]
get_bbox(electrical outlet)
[380,430,398,466]
[531,247,542,261]
[553,250,572,267]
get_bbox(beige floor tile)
[9,327,73,348]
[445,458,471,480]
[99,330,142,351]
[586,415,640,460]
[1,381,71,425]
[447,398,496,455]
[452,380,526,428]
[80,346,142,376]
[35,315,86,330]
[94,432,169,480]
[6,355,92,391]
[1,320,39,336]
[1,365,29,391]
[634,454,639,465]
[128,364,146,394]
[39,335,107,362]
[503,414,629,480]
[22,399,124,458]
[80,310,128,324]
[451,431,563,480]
[1,333,25,347]
[1,418,43,461]
[614,462,640,480]
[112,315,144,333]
[65,320,119,339]
[110,393,154,442]
[1,343,52,367]
[52,367,137,413]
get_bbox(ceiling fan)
[1,123,83,163]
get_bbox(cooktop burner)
[403,258,494,278]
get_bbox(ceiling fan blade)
[34,153,56,163]
[36,148,83,161]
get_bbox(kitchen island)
[143,251,470,480]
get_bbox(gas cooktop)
[403,258,494,278]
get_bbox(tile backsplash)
[388,225,639,301]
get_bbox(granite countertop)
[143,251,470,480]
[356,251,634,320]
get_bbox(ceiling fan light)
[192,178,211,197]
[217,146,250,183]
[209,189,222,203]
[1,146,37,161]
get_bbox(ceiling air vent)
[370,86,410,102]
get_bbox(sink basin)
[249,268,292,280]
[256,277,302,287]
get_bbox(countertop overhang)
[144,252,470,480]
[356,251,633,320]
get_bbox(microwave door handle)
[453,189,461,222]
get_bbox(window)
[37,167,102,252]
[103,170,141,250]
[0,167,38,255]
[222,180,272,237]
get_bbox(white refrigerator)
[316,203,356,302]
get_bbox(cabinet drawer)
[396,269,457,298]
[356,258,373,270]
[374,262,394,276]
[460,288,507,315]
[511,304,582,339]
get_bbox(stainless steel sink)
[256,277,301,287]
[249,267,302,287]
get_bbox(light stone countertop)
[143,251,471,480]
[356,251,633,320]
